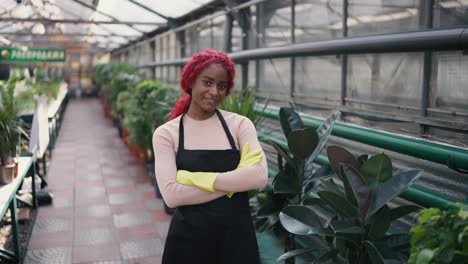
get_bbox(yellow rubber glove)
[227,143,264,198]
[176,170,218,192]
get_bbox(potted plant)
[0,79,21,184]
[122,80,179,213]
[218,87,270,127]
[409,202,468,264]
[277,145,424,263]
[250,107,340,263]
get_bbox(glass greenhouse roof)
[0,0,215,52]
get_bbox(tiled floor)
[24,98,171,264]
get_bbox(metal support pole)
[420,0,434,134]
[255,2,264,91]
[341,0,349,106]
[9,198,19,261]
[224,14,233,52]
[240,6,250,90]
[290,0,296,98]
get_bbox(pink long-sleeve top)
[152,109,268,208]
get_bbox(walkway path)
[24,98,171,264]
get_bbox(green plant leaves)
[312,249,338,264]
[318,191,357,218]
[310,111,340,159]
[273,164,301,194]
[365,240,385,264]
[279,205,322,235]
[360,153,392,184]
[269,140,294,167]
[279,107,304,137]
[218,88,268,127]
[287,127,319,159]
[277,248,316,261]
[327,145,360,178]
[368,169,423,218]
[340,164,370,219]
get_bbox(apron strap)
[178,110,237,152]
[215,109,237,150]
[178,113,185,152]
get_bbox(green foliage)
[277,144,424,263]
[93,64,117,88]
[123,80,179,153]
[108,64,142,113]
[32,81,60,103]
[250,107,340,263]
[0,79,21,165]
[116,91,131,117]
[218,88,269,127]
[409,203,468,264]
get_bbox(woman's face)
[190,63,229,114]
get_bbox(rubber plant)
[250,107,340,264]
[278,145,424,263]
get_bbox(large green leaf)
[368,169,423,218]
[309,165,335,181]
[312,249,338,264]
[365,240,385,264]
[269,140,294,166]
[360,153,392,185]
[304,111,340,178]
[288,127,319,159]
[256,204,281,217]
[330,218,361,232]
[277,248,317,261]
[308,227,335,237]
[367,205,391,239]
[303,197,325,206]
[318,191,357,218]
[279,107,304,137]
[415,249,434,264]
[310,111,340,160]
[273,164,301,194]
[341,164,370,219]
[326,145,360,179]
[318,179,342,194]
[279,205,322,235]
[304,166,334,194]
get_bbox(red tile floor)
[24,98,171,264]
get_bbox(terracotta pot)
[13,160,18,178]
[0,163,15,184]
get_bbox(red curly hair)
[168,49,235,120]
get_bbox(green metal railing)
[259,107,468,172]
[258,129,459,210]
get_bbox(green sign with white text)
[0,47,66,63]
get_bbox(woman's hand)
[227,143,264,198]
[176,171,218,192]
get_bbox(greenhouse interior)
[0,0,467,263]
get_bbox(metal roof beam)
[43,0,134,39]
[126,0,173,22]
[0,31,136,38]
[70,0,148,33]
[0,17,164,26]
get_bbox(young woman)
[152,49,268,264]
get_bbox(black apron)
[162,109,260,264]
